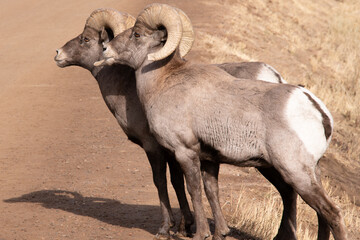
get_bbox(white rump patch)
[285,88,328,160]
[256,64,287,83]
[300,87,333,146]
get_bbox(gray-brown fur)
[54,12,294,239]
[216,62,286,84]
[99,4,347,239]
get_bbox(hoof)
[154,233,171,240]
[192,232,211,240]
[212,234,226,240]
[177,216,194,238]
[175,230,192,238]
[174,230,193,238]
[212,227,230,240]
[212,231,229,240]
[177,223,193,238]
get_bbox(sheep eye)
[134,32,140,38]
[84,37,90,43]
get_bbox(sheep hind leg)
[303,168,346,240]
[315,166,330,240]
[257,167,297,240]
[276,163,347,240]
[167,155,194,237]
[317,213,330,240]
[201,161,230,240]
[146,151,174,240]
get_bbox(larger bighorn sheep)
[96,3,347,240]
[54,8,289,239]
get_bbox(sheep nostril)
[56,49,59,54]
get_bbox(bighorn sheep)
[54,8,288,239]
[96,3,347,240]
[54,9,193,238]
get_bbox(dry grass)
[194,0,360,165]
[192,0,360,238]
[220,177,360,239]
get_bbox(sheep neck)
[91,63,143,138]
[135,51,186,107]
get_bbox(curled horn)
[85,8,135,37]
[135,3,183,61]
[174,7,195,58]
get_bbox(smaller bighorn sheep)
[96,3,347,240]
[54,8,288,239]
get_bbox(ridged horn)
[174,8,194,58]
[85,8,135,36]
[135,3,183,61]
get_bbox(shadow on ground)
[4,190,260,240]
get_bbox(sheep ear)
[153,30,167,43]
[100,27,109,43]
[159,29,167,42]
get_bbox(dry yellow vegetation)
[220,178,360,239]
[190,0,360,238]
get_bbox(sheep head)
[54,8,135,70]
[95,4,194,69]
